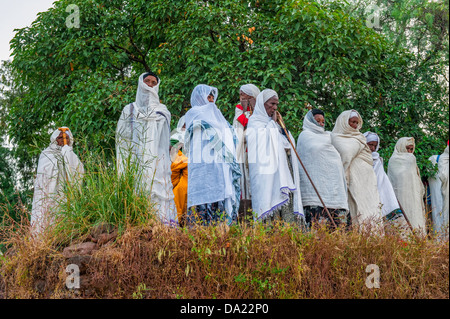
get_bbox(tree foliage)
[2,0,449,195]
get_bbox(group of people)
[31,72,449,239]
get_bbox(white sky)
[0,0,56,62]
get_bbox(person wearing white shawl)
[31,127,84,235]
[331,110,383,230]
[364,131,400,217]
[232,84,260,221]
[437,141,449,239]
[428,154,444,236]
[246,89,302,224]
[184,84,241,226]
[387,137,426,234]
[116,72,176,225]
[363,131,413,237]
[296,109,349,229]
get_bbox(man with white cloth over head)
[31,127,84,235]
[232,84,260,221]
[184,84,241,226]
[297,109,349,229]
[364,131,412,236]
[331,110,383,231]
[437,141,449,239]
[116,72,176,225]
[246,89,302,224]
[388,137,426,234]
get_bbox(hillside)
[1,220,448,299]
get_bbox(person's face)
[264,96,279,118]
[313,114,325,127]
[56,131,66,146]
[367,141,378,153]
[240,91,256,111]
[207,94,215,103]
[143,75,158,88]
[348,116,360,130]
[406,144,414,153]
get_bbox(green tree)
[1,61,30,222]
[3,0,448,196]
[319,0,449,171]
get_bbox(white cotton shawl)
[31,127,84,234]
[331,110,382,227]
[387,137,426,233]
[246,89,302,219]
[296,111,348,210]
[363,131,400,217]
[184,84,240,221]
[438,145,449,236]
[116,73,176,225]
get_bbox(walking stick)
[396,200,416,234]
[275,112,338,229]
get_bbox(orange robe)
[171,150,188,223]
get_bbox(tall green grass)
[49,147,160,245]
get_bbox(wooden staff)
[276,111,338,229]
[396,200,416,234]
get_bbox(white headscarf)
[364,131,380,150]
[240,84,260,99]
[185,84,222,131]
[350,111,359,119]
[247,89,302,219]
[363,131,399,217]
[250,89,278,125]
[135,73,165,115]
[332,110,373,169]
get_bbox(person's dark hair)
[143,71,159,83]
[311,108,324,117]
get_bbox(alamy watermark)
[65,264,80,289]
[365,4,382,29]
[66,4,80,29]
[365,264,380,289]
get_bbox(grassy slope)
[0,220,448,299]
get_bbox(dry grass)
[1,219,448,299]
[1,150,447,299]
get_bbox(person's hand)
[274,111,283,125]
[271,110,278,122]
[248,98,256,113]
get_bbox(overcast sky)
[0,0,56,62]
